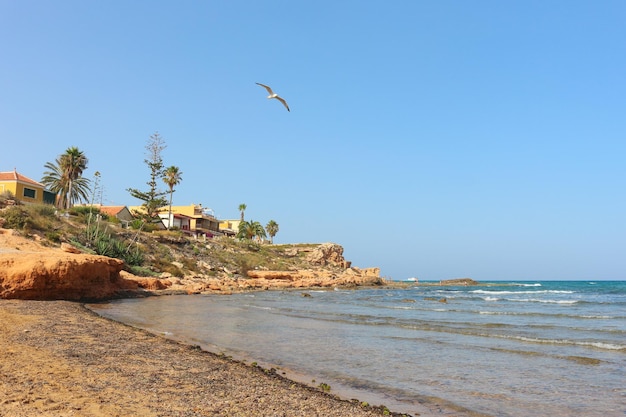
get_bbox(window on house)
[23,188,36,198]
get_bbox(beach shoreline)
[1,299,410,417]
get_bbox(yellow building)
[129,203,221,236]
[164,204,220,236]
[218,219,241,237]
[0,169,55,205]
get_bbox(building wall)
[166,204,220,233]
[0,171,49,205]
[219,219,242,232]
[0,180,43,204]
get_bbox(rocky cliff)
[0,229,384,301]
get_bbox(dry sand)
[0,299,403,417]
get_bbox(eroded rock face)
[0,231,384,300]
[245,267,382,289]
[0,252,136,301]
[305,243,345,266]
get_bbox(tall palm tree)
[162,166,183,230]
[41,147,90,209]
[266,220,279,244]
[236,220,267,241]
[238,203,247,221]
[60,147,88,209]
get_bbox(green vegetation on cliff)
[0,203,340,279]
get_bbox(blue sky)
[1,1,624,281]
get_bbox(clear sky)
[1,1,624,281]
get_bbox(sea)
[88,281,626,417]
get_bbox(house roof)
[0,170,44,187]
[99,206,127,216]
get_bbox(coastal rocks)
[284,248,298,257]
[119,271,172,291]
[245,267,382,289]
[305,243,345,266]
[246,270,299,281]
[0,252,136,301]
[439,278,478,286]
[0,230,386,300]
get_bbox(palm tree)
[41,147,90,209]
[236,220,267,241]
[162,166,183,230]
[266,220,279,244]
[61,147,88,209]
[238,203,247,221]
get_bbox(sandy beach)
[0,299,398,417]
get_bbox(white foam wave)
[471,290,574,295]
[513,336,625,351]
[481,332,626,351]
[248,305,273,310]
[510,298,578,305]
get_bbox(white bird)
[256,82,290,112]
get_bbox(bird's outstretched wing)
[256,82,274,95]
[275,96,290,112]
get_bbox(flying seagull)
[256,82,290,112]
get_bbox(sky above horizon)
[1,1,624,281]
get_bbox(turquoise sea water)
[89,281,626,417]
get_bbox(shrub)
[127,265,157,277]
[318,383,331,392]
[31,204,57,218]
[24,204,59,231]
[1,206,30,229]
[237,258,253,276]
[143,222,160,232]
[70,206,100,217]
[124,247,145,266]
[83,223,145,266]
[45,231,62,243]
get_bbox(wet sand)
[0,300,400,417]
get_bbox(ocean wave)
[470,290,574,295]
[509,298,579,304]
[247,305,274,310]
[513,336,626,351]
[460,294,577,304]
[476,310,617,320]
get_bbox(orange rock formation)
[0,229,384,301]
